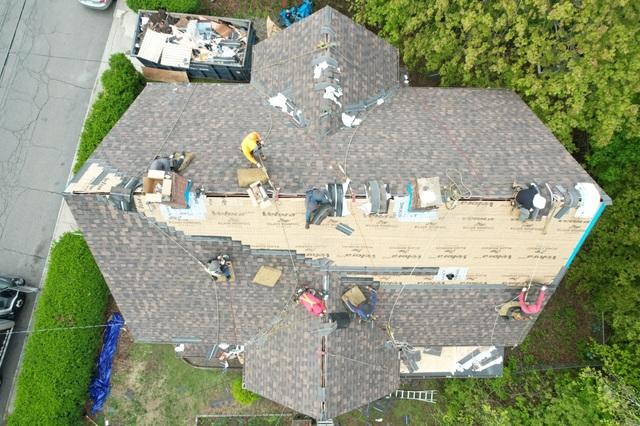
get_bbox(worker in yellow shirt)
[240,131,266,168]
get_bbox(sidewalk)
[53,0,140,240]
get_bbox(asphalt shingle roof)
[244,294,399,420]
[91,84,598,199]
[65,192,326,343]
[251,7,399,134]
[67,6,601,419]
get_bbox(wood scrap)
[143,67,189,83]
[212,21,233,38]
[252,266,282,287]
[237,168,269,187]
[267,16,282,38]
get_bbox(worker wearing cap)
[240,132,266,168]
[516,183,547,221]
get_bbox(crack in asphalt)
[0,0,94,247]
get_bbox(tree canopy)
[354,0,640,150]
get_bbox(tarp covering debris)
[279,0,313,28]
[89,313,125,415]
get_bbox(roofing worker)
[240,131,266,168]
[515,183,546,221]
[304,188,331,229]
[518,285,547,315]
[149,152,185,172]
[345,286,378,322]
[294,287,327,317]
[207,254,231,282]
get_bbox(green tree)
[566,135,640,389]
[354,0,640,149]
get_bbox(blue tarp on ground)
[279,0,313,27]
[89,313,125,415]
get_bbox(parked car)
[0,319,15,386]
[0,276,37,320]
[78,0,113,11]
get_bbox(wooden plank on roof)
[143,67,189,83]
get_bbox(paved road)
[0,0,112,418]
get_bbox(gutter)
[564,201,606,269]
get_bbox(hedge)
[126,0,201,13]
[73,53,145,173]
[230,378,260,405]
[7,233,110,425]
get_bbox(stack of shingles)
[137,11,248,68]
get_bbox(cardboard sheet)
[237,168,269,187]
[252,266,282,287]
[342,286,366,306]
[138,30,168,62]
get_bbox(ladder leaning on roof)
[392,389,437,403]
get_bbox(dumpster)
[132,10,254,81]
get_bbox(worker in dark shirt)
[207,254,232,281]
[345,286,378,321]
[149,153,185,172]
[304,188,331,229]
[516,183,547,221]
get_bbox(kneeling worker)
[149,152,186,172]
[240,131,266,168]
[305,188,331,229]
[516,183,547,221]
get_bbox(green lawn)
[200,0,352,19]
[96,340,289,425]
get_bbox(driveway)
[0,0,112,418]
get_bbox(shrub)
[7,233,110,426]
[126,0,201,13]
[73,53,145,173]
[230,378,260,405]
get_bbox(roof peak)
[251,7,400,135]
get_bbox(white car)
[78,0,113,10]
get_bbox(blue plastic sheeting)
[279,0,313,27]
[89,313,125,415]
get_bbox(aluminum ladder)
[393,389,437,403]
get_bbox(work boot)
[305,223,310,229]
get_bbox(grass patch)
[336,379,442,426]
[511,279,599,366]
[197,415,288,425]
[7,233,110,426]
[230,378,260,405]
[126,0,200,13]
[199,0,352,20]
[98,339,288,425]
[73,53,145,173]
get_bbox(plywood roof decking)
[138,197,589,285]
[65,162,123,193]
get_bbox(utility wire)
[4,322,120,337]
